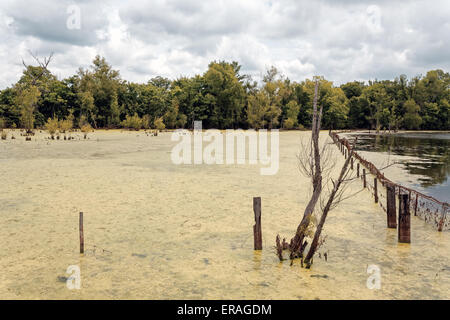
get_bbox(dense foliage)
[0,56,448,131]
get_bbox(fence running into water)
[330,131,449,232]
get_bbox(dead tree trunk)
[289,79,322,259]
[304,148,354,267]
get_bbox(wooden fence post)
[363,169,366,188]
[351,157,354,170]
[398,193,411,243]
[79,212,84,254]
[414,195,419,216]
[386,184,397,228]
[374,178,378,203]
[408,190,412,212]
[438,204,447,232]
[357,163,360,178]
[253,197,262,250]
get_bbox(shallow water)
[347,132,450,202]
[0,130,449,299]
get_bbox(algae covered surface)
[0,130,448,299]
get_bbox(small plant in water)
[81,124,93,139]
[121,113,143,131]
[154,117,166,131]
[59,111,74,140]
[45,117,59,139]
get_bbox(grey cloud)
[3,0,109,46]
[0,0,448,88]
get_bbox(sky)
[0,0,449,89]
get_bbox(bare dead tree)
[304,143,355,267]
[288,79,323,259]
[21,50,54,87]
[275,78,359,264]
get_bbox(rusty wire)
[330,131,449,231]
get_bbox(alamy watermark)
[66,5,81,30]
[366,264,381,290]
[366,5,382,34]
[66,265,81,290]
[171,121,279,175]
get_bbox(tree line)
[0,55,448,131]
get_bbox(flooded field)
[0,130,449,299]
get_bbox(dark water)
[347,132,450,202]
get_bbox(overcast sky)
[0,0,449,89]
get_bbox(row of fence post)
[334,135,411,243]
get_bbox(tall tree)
[403,99,422,129]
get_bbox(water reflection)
[349,132,450,201]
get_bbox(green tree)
[77,56,122,127]
[403,99,422,129]
[361,83,391,132]
[341,81,364,99]
[16,86,41,131]
[79,91,96,127]
[203,61,246,128]
[247,91,269,129]
[283,100,300,129]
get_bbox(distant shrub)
[176,114,187,129]
[45,118,59,138]
[142,115,151,130]
[78,115,89,129]
[121,113,143,131]
[59,112,74,133]
[81,123,93,139]
[154,117,166,131]
[0,118,5,130]
[283,118,295,130]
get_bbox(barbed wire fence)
[330,131,449,232]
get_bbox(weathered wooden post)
[374,178,378,203]
[351,157,354,170]
[386,184,397,228]
[79,212,84,254]
[414,194,419,216]
[398,193,411,243]
[253,197,262,250]
[438,204,447,232]
[344,149,347,159]
[357,163,360,178]
[408,190,412,212]
[363,169,366,188]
